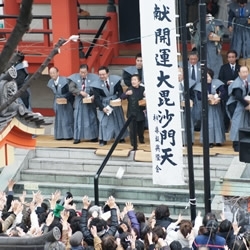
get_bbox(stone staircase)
[6,147,234,218]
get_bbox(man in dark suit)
[188,50,201,131]
[218,50,240,132]
[92,66,128,146]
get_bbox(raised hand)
[106,196,116,209]
[8,179,16,191]
[82,195,91,209]
[45,211,54,226]
[125,202,134,212]
[48,190,61,209]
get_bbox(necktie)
[191,65,196,81]
[245,80,248,92]
[231,65,235,75]
[105,80,110,91]
[82,78,85,90]
[240,7,244,17]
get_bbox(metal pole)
[94,176,99,205]
[179,0,196,221]
[199,1,211,213]
[94,115,135,205]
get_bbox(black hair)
[89,218,107,232]
[202,212,217,226]
[16,222,29,233]
[170,240,182,250]
[188,50,199,58]
[98,66,109,73]
[227,50,238,58]
[66,191,73,206]
[135,53,142,59]
[153,225,166,239]
[238,0,247,4]
[103,204,110,213]
[80,64,88,71]
[155,204,170,220]
[140,223,150,240]
[206,220,218,234]
[70,216,81,234]
[117,221,130,234]
[207,68,214,79]
[131,73,141,82]
[41,202,49,212]
[135,211,146,223]
[120,232,131,250]
[219,219,232,233]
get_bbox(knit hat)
[70,231,83,247]
[88,205,101,218]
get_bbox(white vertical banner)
[139,1,185,185]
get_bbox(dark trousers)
[129,120,145,145]
[221,100,230,132]
[228,102,237,119]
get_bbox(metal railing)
[94,114,137,205]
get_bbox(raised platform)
[35,131,239,163]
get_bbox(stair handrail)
[79,16,111,58]
[94,114,137,205]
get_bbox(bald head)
[239,66,249,80]
[49,67,59,80]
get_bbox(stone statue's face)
[4,80,17,99]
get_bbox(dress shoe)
[90,138,98,142]
[233,146,239,152]
[65,138,73,140]
[139,137,145,144]
[216,143,222,146]
[119,139,125,143]
[99,140,107,146]
[194,127,200,132]
[209,143,214,148]
[73,139,80,144]
[233,141,239,152]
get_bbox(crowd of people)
[0,180,249,250]
[180,49,250,152]
[179,0,250,152]
[47,53,146,147]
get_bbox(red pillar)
[51,0,79,76]
[106,12,119,57]
[3,0,19,29]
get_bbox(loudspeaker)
[239,128,250,163]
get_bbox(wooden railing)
[0,14,114,72]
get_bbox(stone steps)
[7,147,233,217]
[20,168,219,191]
[13,182,205,216]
